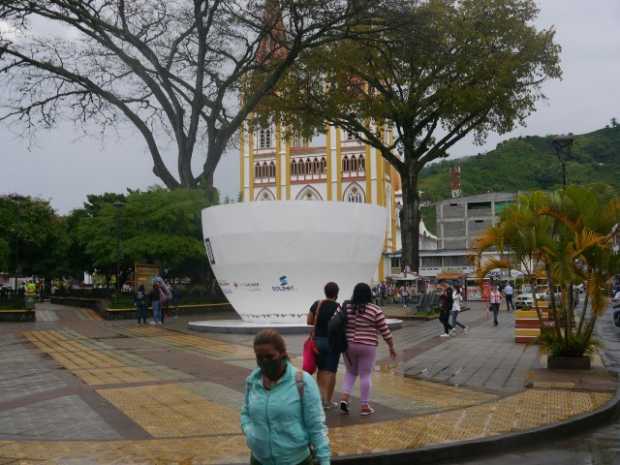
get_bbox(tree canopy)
[0,194,67,277]
[0,0,370,190]
[261,0,561,271]
[73,187,216,284]
[419,125,620,204]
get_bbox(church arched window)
[350,156,358,173]
[320,157,327,175]
[256,188,275,201]
[291,159,297,176]
[296,186,323,201]
[359,156,365,173]
[344,183,364,203]
[269,161,276,178]
[343,156,349,173]
[258,126,272,149]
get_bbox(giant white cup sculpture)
[201,201,387,325]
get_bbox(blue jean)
[314,337,341,373]
[451,310,465,329]
[136,304,148,323]
[152,301,161,323]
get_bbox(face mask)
[258,357,285,381]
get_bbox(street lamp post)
[113,201,125,291]
[551,135,575,188]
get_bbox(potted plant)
[475,186,620,370]
[539,329,596,370]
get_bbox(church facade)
[239,121,437,282]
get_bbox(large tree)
[74,187,216,285]
[0,194,67,278]
[0,0,368,191]
[265,0,561,271]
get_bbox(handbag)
[302,300,323,374]
[328,301,348,354]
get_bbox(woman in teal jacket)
[241,329,331,465]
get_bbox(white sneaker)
[464,326,470,334]
[450,329,457,336]
[440,333,450,338]
[149,321,156,325]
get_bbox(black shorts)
[314,337,340,373]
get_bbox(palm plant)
[475,191,554,330]
[475,186,620,357]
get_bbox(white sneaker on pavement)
[440,333,450,338]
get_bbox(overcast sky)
[1,0,619,214]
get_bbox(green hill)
[419,125,620,202]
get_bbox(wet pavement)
[0,302,616,464]
[459,307,620,465]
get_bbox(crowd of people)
[133,277,178,325]
[241,281,396,465]
[372,281,418,307]
[239,279,522,464]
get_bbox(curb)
[333,383,620,465]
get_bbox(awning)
[387,272,419,281]
[436,272,465,280]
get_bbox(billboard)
[134,263,160,292]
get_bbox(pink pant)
[341,342,377,405]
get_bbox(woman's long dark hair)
[350,282,372,313]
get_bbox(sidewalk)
[0,302,616,464]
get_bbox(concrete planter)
[547,355,591,370]
[0,309,36,322]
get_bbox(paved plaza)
[0,302,615,464]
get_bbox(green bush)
[538,329,597,357]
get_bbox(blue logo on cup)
[273,276,294,292]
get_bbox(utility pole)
[551,135,575,187]
[113,201,125,291]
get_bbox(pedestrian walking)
[489,284,502,327]
[399,285,409,308]
[241,329,330,465]
[379,282,386,306]
[503,282,514,312]
[134,284,148,324]
[450,285,468,334]
[438,285,454,337]
[149,282,162,324]
[306,282,341,409]
[338,283,396,416]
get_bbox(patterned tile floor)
[0,302,615,464]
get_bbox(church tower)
[238,3,432,282]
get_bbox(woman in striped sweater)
[338,283,397,416]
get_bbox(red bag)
[302,337,318,374]
[302,300,323,375]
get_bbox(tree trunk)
[576,285,589,336]
[545,264,562,339]
[530,277,546,331]
[196,166,220,203]
[400,164,421,273]
[177,143,195,188]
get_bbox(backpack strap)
[295,369,306,427]
[295,369,305,398]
